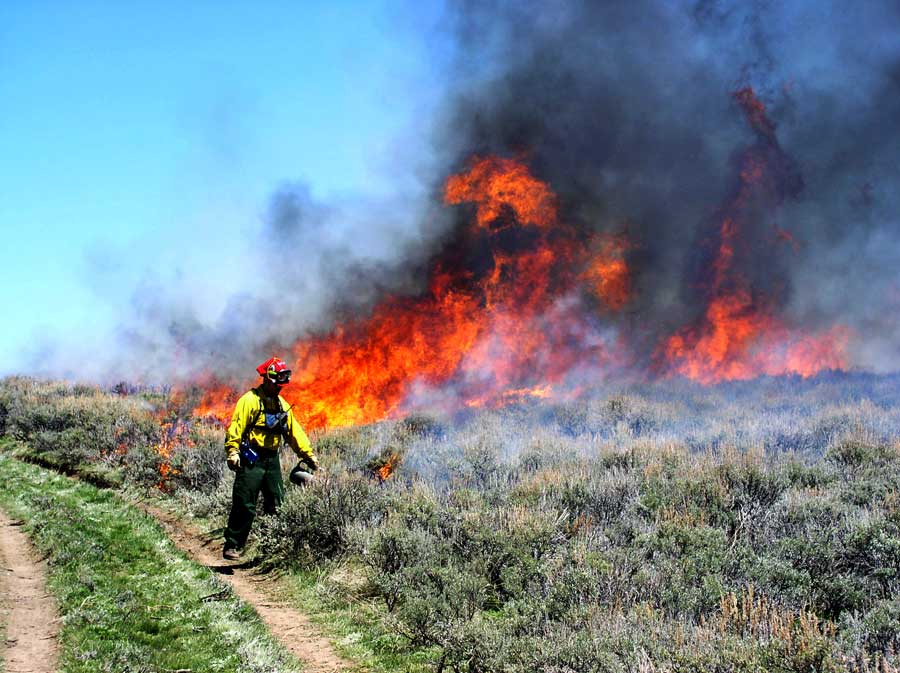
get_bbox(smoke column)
[31,1,900,398]
[431,0,900,372]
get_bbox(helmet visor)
[271,370,291,384]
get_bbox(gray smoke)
[30,0,900,385]
[103,184,452,384]
[431,0,900,370]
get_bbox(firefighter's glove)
[289,462,313,486]
[226,453,241,472]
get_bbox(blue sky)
[0,1,446,376]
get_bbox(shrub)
[843,517,900,597]
[639,522,734,617]
[313,426,371,466]
[354,520,443,611]
[122,443,169,488]
[169,424,226,494]
[783,460,834,489]
[4,374,900,670]
[0,379,159,477]
[254,472,387,568]
[391,563,493,650]
[827,441,896,473]
[857,599,900,655]
[552,468,641,527]
[543,402,589,437]
[396,413,447,440]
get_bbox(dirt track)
[0,509,59,673]
[137,502,354,673]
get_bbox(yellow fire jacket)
[225,387,317,467]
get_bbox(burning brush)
[186,88,849,433]
[367,450,403,483]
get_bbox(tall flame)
[191,93,850,429]
[660,88,849,382]
[444,155,557,229]
[195,156,629,429]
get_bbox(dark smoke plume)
[432,0,900,372]
[33,0,900,384]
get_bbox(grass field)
[1,374,899,671]
[0,442,299,673]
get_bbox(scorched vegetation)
[1,373,899,672]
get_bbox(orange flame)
[154,423,183,490]
[187,104,851,430]
[193,385,239,422]
[444,155,557,229]
[150,400,193,489]
[580,235,632,311]
[192,155,626,430]
[375,452,401,481]
[464,383,553,409]
[661,88,849,383]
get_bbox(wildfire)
[373,452,402,482]
[193,384,239,422]
[660,88,848,383]
[194,154,627,430]
[188,89,850,430]
[464,383,553,409]
[153,419,186,490]
[150,394,205,489]
[580,235,631,311]
[444,155,557,229]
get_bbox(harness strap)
[241,389,287,446]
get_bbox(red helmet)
[256,356,291,384]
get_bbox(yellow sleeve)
[285,408,318,467]
[225,392,258,459]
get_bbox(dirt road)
[137,502,354,673]
[0,509,59,673]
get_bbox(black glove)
[290,461,316,486]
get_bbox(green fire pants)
[224,449,284,551]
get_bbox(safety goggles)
[269,370,291,384]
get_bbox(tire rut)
[135,502,355,673]
[0,508,60,673]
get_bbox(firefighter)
[222,356,319,560]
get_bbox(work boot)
[223,547,242,561]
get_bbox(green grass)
[278,565,437,673]
[141,490,429,673]
[0,447,300,673]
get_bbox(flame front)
[196,155,627,429]
[192,91,850,428]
